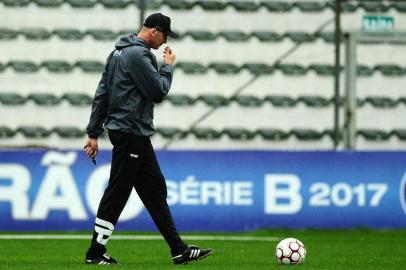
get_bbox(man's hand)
[84,137,98,160]
[163,46,176,65]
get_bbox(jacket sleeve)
[127,49,173,103]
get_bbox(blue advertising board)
[0,149,406,231]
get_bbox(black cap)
[143,13,179,39]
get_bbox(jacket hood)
[115,34,151,50]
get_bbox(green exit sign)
[362,15,394,32]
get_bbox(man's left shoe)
[172,245,213,265]
[85,254,118,265]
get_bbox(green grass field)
[0,229,405,270]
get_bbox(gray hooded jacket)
[86,34,173,138]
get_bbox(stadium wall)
[1,149,406,231]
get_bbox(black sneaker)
[172,245,213,265]
[85,254,118,265]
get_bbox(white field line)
[0,234,279,241]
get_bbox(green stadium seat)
[397,97,406,106]
[295,1,325,12]
[357,129,390,141]
[20,28,52,40]
[52,126,86,138]
[98,0,130,8]
[374,65,406,76]
[323,129,343,140]
[156,127,185,138]
[325,1,358,12]
[66,0,97,8]
[87,29,117,40]
[359,2,389,13]
[0,126,16,138]
[317,32,335,43]
[265,95,296,107]
[17,126,51,138]
[185,30,217,41]
[33,0,64,7]
[0,62,7,72]
[165,0,193,10]
[223,128,255,140]
[75,61,104,73]
[194,1,227,11]
[357,65,374,77]
[28,93,61,106]
[231,95,263,107]
[2,0,30,7]
[42,60,73,73]
[308,64,336,76]
[256,128,289,141]
[8,61,39,73]
[260,1,292,12]
[290,129,324,140]
[191,127,221,140]
[166,95,195,106]
[363,96,397,108]
[53,29,85,40]
[198,94,229,107]
[0,28,18,40]
[175,62,208,74]
[228,1,259,12]
[251,31,283,42]
[392,3,406,12]
[62,93,92,106]
[285,32,315,43]
[219,31,250,42]
[390,129,406,140]
[0,93,26,105]
[208,62,240,74]
[298,96,331,107]
[277,64,307,76]
[242,63,274,75]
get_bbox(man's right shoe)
[172,245,213,265]
[85,254,118,265]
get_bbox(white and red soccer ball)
[275,238,306,265]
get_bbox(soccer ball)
[275,238,306,265]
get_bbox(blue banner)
[1,150,406,231]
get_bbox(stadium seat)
[363,96,397,108]
[294,1,325,12]
[75,61,104,73]
[251,31,283,42]
[325,1,358,12]
[397,97,406,106]
[62,93,93,106]
[358,2,389,13]
[277,64,307,76]
[223,128,255,140]
[228,1,260,12]
[8,61,39,73]
[317,32,335,43]
[0,28,18,40]
[33,0,64,7]
[392,2,406,12]
[298,96,331,107]
[66,0,97,8]
[98,0,130,8]
[219,31,250,42]
[260,1,292,12]
[357,129,390,141]
[256,128,289,141]
[374,65,406,76]
[390,129,406,140]
[52,126,86,138]
[357,65,374,77]
[208,62,240,74]
[285,32,315,43]
[0,93,26,105]
[231,95,263,107]
[265,95,297,107]
[175,62,208,74]
[42,60,73,73]
[164,0,193,10]
[191,127,222,140]
[0,62,5,72]
[2,0,30,7]
[290,129,324,141]
[197,94,229,107]
[20,28,52,40]
[53,29,85,40]
[156,127,185,138]
[194,1,227,11]
[242,63,274,75]
[308,64,336,76]
[0,126,16,138]
[87,29,117,41]
[165,95,195,106]
[185,30,217,41]
[28,93,61,106]
[17,126,51,138]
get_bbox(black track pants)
[86,130,187,259]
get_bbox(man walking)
[84,13,212,265]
